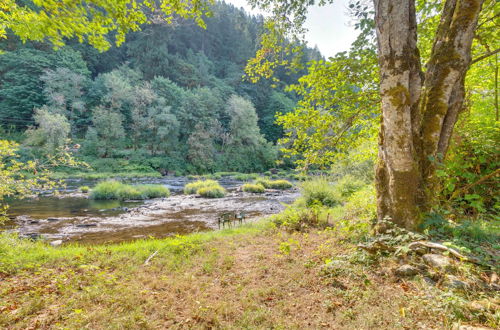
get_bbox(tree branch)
[449,168,500,200]
[471,48,500,65]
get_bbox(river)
[1,176,299,245]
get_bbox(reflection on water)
[6,197,143,219]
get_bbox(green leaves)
[1,0,213,52]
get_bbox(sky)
[225,0,358,58]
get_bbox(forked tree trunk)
[373,0,484,230]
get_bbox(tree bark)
[374,0,484,230]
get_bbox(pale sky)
[225,0,358,58]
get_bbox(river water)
[2,176,299,245]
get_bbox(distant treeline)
[0,1,322,174]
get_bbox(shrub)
[242,183,265,193]
[335,175,366,198]
[267,179,293,190]
[184,179,218,194]
[300,178,341,207]
[197,185,226,198]
[255,178,292,190]
[184,179,226,198]
[135,185,171,199]
[90,180,170,200]
[80,186,90,193]
[272,205,331,231]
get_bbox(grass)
[1,214,496,328]
[79,186,90,193]
[184,179,226,198]
[233,173,260,181]
[242,183,266,193]
[90,180,170,200]
[197,185,226,198]
[255,178,293,190]
[50,171,162,179]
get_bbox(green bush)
[242,183,266,193]
[80,186,90,193]
[197,185,226,198]
[184,179,218,194]
[254,178,292,190]
[268,179,293,190]
[135,185,172,199]
[335,175,366,198]
[184,179,226,198]
[90,180,170,200]
[300,178,341,207]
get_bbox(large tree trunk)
[374,0,484,231]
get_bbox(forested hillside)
[0,1,321,174]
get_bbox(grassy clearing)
[90,180,170,200]
[242,183,266,193]
[184,179,226,198]
[2,214,496,328]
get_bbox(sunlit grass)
[90,180,169,200]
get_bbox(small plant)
[90,180,170,200]
[184,179,226,198]
[242,183,265,193]
[80,186,90,193]
[278,238,301,256]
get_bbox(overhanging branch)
[471,48,500,65]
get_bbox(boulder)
[444,275,468,290]
[395,264,419,277]
[423,253,453,272]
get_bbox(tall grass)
[0,220,273,274]
[90,180,170,200]
[300,178,341,207]
[255,178,293,190]
[184,179,226,198]
[242,183,265,193]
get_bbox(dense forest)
[0,1,321,174]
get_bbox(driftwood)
[144,250,159,265]
[408,241,482,265]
